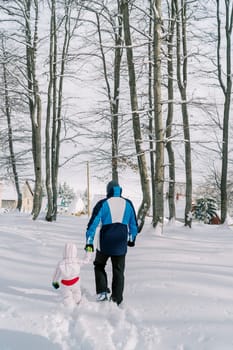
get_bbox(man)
[85,180,138,305]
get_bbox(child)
[52,242,91,306]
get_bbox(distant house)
[21,181,34,213]
[0,180,34,213]
[0,180,17,210]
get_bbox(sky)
[1,201,233,350]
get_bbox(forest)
[0,0,232,230]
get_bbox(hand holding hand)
[127,239,135,247]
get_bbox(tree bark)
[112,0,123,182]
[45,0,76,221]
[175,0,192,227]
[25,0,42,220]
[1,39,22,211]
[45,0,55,221]
[148,0,156,223]
[121,0,151,232]
[217,0,233,223]
[166,0,176,221]
[96,2,123,182]
[153,0,164,228]
[51,0,58,221]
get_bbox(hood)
[63,242,78,259]
[106,180,119,194]
[106,184,122,198]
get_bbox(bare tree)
[45,0,82,221]
[95,1,123,182]
[148,0,156,222]
[0,0,43,219]
[45,0,56,221]
[174,0,192,227]
[152,0,164,229]
[24,0,43,219]
[121,0,151,232]
[165,0,176,222]
[216,0,233,223]
[0,36,22,210]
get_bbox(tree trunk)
[46,0,76,221]
[166,0,176,221]
[175,0,192,227]
[96,3,123,183]
[121,0,151,232]
[217,0,233,223]
[25,0,42,220]
[148,0,156,223]
[45,0,55,221]
[112,0,123,182]
[2,40,22,211]
[153,0,164,228]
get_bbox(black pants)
[94,250,125,305]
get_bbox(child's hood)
[63,242,77,259]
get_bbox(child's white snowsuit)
[53,242,90,306]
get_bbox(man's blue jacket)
[86,185,138,256]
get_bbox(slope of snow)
[1,212,233,349]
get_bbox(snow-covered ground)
[1,212,233,350]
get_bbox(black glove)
[52,281,60,289]
[127,239,135,247]
[85,244,94,252]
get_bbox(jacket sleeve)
[86,200,103,245]
[127,200,138,242]
[52,263,61,282]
